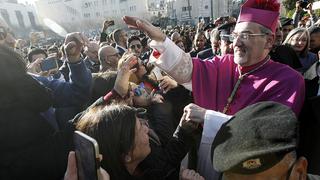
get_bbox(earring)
[125,155,131,162]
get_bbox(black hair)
[76,104,137,179]
[308,26,320,35]
[141,37,149,47]
[113,29,123,44]
[127,35,141,47]
[27,48,48,63]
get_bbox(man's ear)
[291,157,308,180]
[265,34,275,49]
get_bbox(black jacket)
[269,45,302,70]
[298,62,320,175]
[197,48,214,60]
[0,75,68,180]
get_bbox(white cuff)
[149,37,193,84]
[149,37,183,71]
[201,110,232,144]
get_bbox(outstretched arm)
[122,16,193,85]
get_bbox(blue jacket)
[32,60,92,129]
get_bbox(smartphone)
[74,131,100,180]
[40,56,58,71]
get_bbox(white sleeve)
[201,110,232,143]
[197,110,232,179]
[149,37,193,84]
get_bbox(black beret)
[217,22,236,33]
[280,17,293,27]
[204,23,215,31]
[218,22,236,42]
[212,101,297,174]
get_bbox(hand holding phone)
[74,131,100,180]
[64,151,110,180]
[40,56,58,72]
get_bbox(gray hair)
[259,26,273,35]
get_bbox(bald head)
[98,45,120,71]
[84,42,99,62]
[171,32,181,42]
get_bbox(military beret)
[212,101,298,174]
[218,22,236,33]
[280,17,293,27]
[218,22,236,42]
[204,23,215,31]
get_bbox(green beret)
[211,101,297,174]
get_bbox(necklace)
[222,56,271,114]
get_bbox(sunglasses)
[130,44,142,49]
[133,83,145,96]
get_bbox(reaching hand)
[114,53,138,97]
[27,57,43,73]
[122,16,166,42]
[64,151,110,180]
[159,76,178,93]
[183,103,207,124]
[64,32,89,63]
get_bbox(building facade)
[167,0,239,25]
[166,0,211,25]
[35,0,151,32]
[0,0,40,36]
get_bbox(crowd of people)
[1,0,320,179]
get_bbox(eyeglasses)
[130,44,142,49]
[229,32,267,41]
[220,34,234,43]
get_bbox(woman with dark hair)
[75,103,199,180]
[76,104,149,179]
[283,27,318,73]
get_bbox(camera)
[298,0,309,9]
